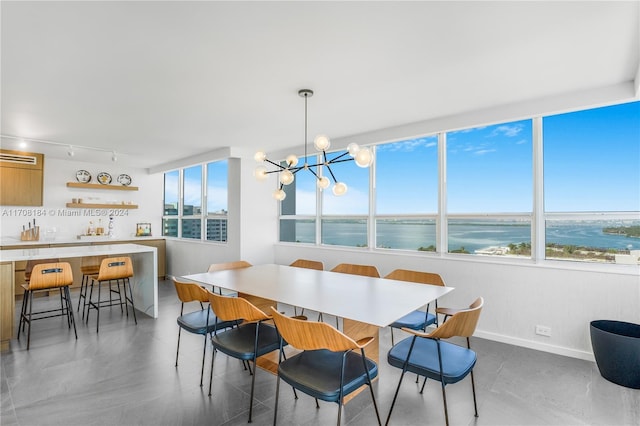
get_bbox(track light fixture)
[254,89,373,201]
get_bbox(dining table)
[181,263,454,367]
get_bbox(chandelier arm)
[327,157,355,165]
[325,165,339,183]
[264,158,288,170]
[327,151,351,162]
[306,167,320,179]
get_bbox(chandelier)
[253,89,373,201]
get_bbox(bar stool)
[77,256,105,319]
[86,256,137,333]
[24,258,65,316]
[18,262,77,349]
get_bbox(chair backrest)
[270,308,358,352]
[97,256,133,280]
[430,297,484,339]
[173,278,210,303]
[384,269,445,287]
[207,260,252,272]
[25,258,60,281]
[208,291,270,323]
[330,263,380,278]
[28,262,74,290]
[289,259,324,271]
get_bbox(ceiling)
[1,1,638,169]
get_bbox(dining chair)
[207,260,252,294]
[173,278,236,387]
[386,297,484,426]
[86,256,137,333]
[327,263,380,329]
[289,258,324,318]
[330,263,380,278]
[206,291,283,423]
[17,262,77,349]
[384,269,446,345]
[270,308,382,426]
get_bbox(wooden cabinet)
[0,149,44,206]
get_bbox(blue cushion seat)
[388,336,476,385]
[177,307,235,335]
[278,349,378,402]
[211,322,283,360]
[390,311,437,330]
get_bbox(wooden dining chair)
[207,291,283,423]
[330,263,380,278]
[386,297,484,426]
[384,269,446,345]
[270,308,381,426]
[207,260,252,294]
[173,278,236,387]
[18,262,77,349]
[207,260,252,272]
[289,259,324,318]
[327,263,380,328]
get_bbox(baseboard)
[474,329,595,362]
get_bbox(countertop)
[0,236,165,248]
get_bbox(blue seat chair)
[270,308,381,426]
[384,269,446,345]
[173,278,236,387]
[386,297,484,426]
[207,291,283,423]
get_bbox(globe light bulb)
[254,151,267,162]
[347,143,360,157]
[354,147,373,168]
[254,165,268,181]
[286,154,299,167]
[273,188,286,201]
[317,176,330,189]
[332,182,348,196]
[279,169,295,185]
[314,134,331,151]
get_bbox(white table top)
[0,243,156,262]
[182,264,454,328]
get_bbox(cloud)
[474,149,497,155]
[377,136,438,152]
[491,124,523,137]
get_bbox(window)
[162,160,228,241]
[321,151,370,247]
[375,136,438,251]
[447,120,533,255]
[543,102,640,262]
[162,170,179,237]
[277,101,639,265]
[280,155,317,243]
[206,161,228,242]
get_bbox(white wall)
[274,244,640,360]
[0,157,163,241]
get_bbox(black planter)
[590,320,640,389]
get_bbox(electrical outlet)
[535,325,552,337]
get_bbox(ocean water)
[288,220,639,253]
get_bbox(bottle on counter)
[88,221,96,236]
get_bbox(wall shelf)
[65,203,138,209]
[66,182,138,191]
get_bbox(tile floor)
[1,279,638,425]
